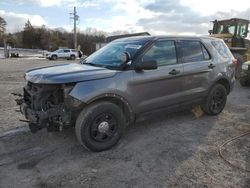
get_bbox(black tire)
[70,55,76,60]
[233,53,244,79]
[202,84,227,115]
[75,102,125,152]
[51,55,57,60]
[239,78,248,86]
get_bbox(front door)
[129,39,184,114]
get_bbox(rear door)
[63,49,70,58]
[130,39,184,113]
[177,39,215,103]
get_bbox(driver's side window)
[142,40,177,66]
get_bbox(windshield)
[82,39,149,69]
[217,24,236,35]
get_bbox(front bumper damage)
[20,103,70,128]
[14,82,82,133]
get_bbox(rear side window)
[211,40,232,58]
[142,40,177,66]
[179,40,210,63]
[64,49,70,53]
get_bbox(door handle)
[169,69,180,75]
[208,64,216,69]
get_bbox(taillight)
[232,59,238,65]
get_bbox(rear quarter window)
[211,40,232,58]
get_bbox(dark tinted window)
[142,40,177,66]
[64,50,70,53]
[180,41,205,63]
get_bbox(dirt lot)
[0,58,249,188]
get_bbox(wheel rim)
[90,113,118,142]
[210,89,225,113]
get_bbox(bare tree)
[0,17,8,57]
[0,16,7,34]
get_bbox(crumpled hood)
[25,63,118,84]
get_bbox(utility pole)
[70,7,79,49]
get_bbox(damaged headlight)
[62,84,83,108]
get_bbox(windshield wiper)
[82,62,103,67]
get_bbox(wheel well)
[89,96,134,125]
[216,79,230,94]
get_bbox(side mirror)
[79,56,87,64]
[121,52,131,64]
[208,30,213,35]
[135,60,157,70]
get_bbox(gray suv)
[17,36,235,151]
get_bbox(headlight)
[242,64,249,70]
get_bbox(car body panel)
[25,63,118,84]
[129,64,184,113]
[19,35,235,131]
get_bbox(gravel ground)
[0,58,249,188]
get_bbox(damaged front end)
[14,82,83,133]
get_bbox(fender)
[210,73,234,94]
[69,77,136,112]
[69,78,136,122]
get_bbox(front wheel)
[75,102,125,152]
[202,84,227,115]
[51,55,57,60]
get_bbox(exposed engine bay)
[15,82,82,133]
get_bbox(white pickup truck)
[47,49,78,60]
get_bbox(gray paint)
[25,36,235,117]
[25,63,118,84]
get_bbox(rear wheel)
[70,55,76,60]
[239,77,249,86]
[202,84,227,115]
[75,102,125,152]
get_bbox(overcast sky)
[0,0,250,35]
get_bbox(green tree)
[22,20,40,48]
